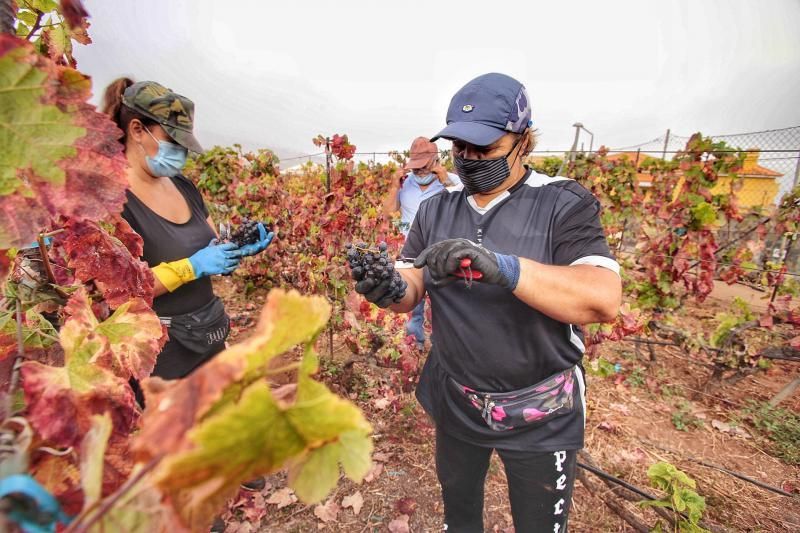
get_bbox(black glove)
[354,277,402,308]
[413,238,520,289]
[346,243,407,308]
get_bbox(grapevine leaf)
[59,286,163,379]
[92,482,187,533]
[60,218,155,308]
[80,412,112,510]
[20,360,138,448]
[29,0,60,12]
[337,429,373,481]
[60,0,90,29]
[0,35,129,249]
[21,288,140,447]
[135,290,331,457]
[287,375,371,446]
[0,249,9,285]
[133,290,370,530]
[0,36,82,195]
[287,442,342,504]
[236,287,331,374]
[41,25,74,66]
[148,382,306,530]
[93,297,165,380]
[30,453,83,516]
[111,214,145,258]
[0,309,57,362]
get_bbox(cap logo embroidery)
[462,104,474,112]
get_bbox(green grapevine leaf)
[0,37,81,194]
[133,290,371,531]
[0,308,57,361]
[287,441,341,504]
[80,412,111,509]
[0,35,129,249]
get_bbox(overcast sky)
[74,0,800,160]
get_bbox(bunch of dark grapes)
[345,241,407,303]
[230,218,270,247]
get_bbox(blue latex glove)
[189,239,242,277]
[238,223,275,257]
[19,237,53,250]
[0,474,72,533]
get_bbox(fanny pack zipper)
[469,393,496,425]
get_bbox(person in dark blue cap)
[349,73,622,531]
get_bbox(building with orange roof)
[605,149,781,208]
[710,149,781,208]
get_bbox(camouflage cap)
[121,81,204,153]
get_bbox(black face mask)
[454,134,525,196]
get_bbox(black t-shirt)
[121,175,216,317]
[402,168,619,451]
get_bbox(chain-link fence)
[604,126,800,276]
[286,127,800,211]
[610,126,800,208]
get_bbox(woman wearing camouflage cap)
[102,78,273,383]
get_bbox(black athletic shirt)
[121,175,216,317]
[402,167,619,451]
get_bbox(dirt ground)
[214,277,800,532]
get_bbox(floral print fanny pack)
[447,367,576,432]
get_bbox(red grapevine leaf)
[111,214,145,258]
[61,218,154,308]
[60,0,90,29]
[0,332,15,363]
[0,249,9,285]
[21,360,138,448]
[0,35,128,249]
[21,288,142,448]
[93,297,165,380]
[31,453,84,516]
[58,286,163,380]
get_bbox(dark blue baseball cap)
[431,73,533,147]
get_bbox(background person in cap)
[382,137,460,350]
[102,78,274,384]
[350,73,621,531]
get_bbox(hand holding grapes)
[231,219,274,257]
[346,242,407,308]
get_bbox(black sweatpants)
[435,428,577,533]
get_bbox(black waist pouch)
[160,297,230,357]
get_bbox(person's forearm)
[153,272,168,297]
[382,187,400,217]
[389,268,424,313]
[512,259,621,324]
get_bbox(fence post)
[325,137,332,193]
[793,148,800,189]
[557,123,582,176]
[661,129,671,160]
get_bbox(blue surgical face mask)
[141,127,188,177]
[413,172,436,186]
